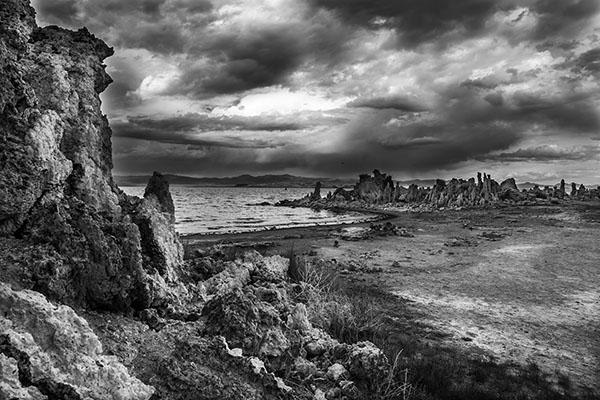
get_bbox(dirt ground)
[183,203,600,395]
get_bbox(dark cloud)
[140,0,166,15]
[484,92,504,107]
[112,106,523,177]
[481,145,597,162]
[530,0,600,41]
[311,0,599,48]
[315,110,521,173]
[574,47,600,76]
[203,30,303,93]
[34,0,214,54]
[535,40,580,54]
[88,0,168,18]
[347,96,427,112]
[112,83,600,176]
[437,85,600,134]
[510,92,600,132]
[125,113,305,133]
[460,77,500,91]
[112,145,297,176]
[32,0,600,179]
[32,0,79,26]
[111,113,305,151]
[115,22,188,54]
[175,20,355,96]
[309,0,512,47]
[172,0,213,14]
[112,122,279,149]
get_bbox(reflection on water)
[120,186,377,235]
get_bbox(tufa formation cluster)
[281,170,600,210]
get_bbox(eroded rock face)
[0,283,154,399]
[194,251,391,398]
[134,172,183,279]
[311,181,322,201]
[0,0,183,311]
[355,170,395,203]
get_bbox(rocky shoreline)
[1,2,597,399]
[0,2,397,398]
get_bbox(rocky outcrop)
[355,170,395,203]
[0,0,183,311]
[499,178,524,202]
[198,252,391,398]
[311,181,322,201]
[0,1,393,399]
[86,250,392,399]
[0,283,154,399]
[279,170,600,211]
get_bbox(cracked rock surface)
[0,0,183,311]
[0,283,154,400]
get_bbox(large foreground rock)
[0,0,183,311]
[0,283,154,399]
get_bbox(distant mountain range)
[114,174,598,190]
[518,181,600,190]
[114,174,440,188]
[517,182,544,190]
[114,174,354,188]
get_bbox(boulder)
[0,283,154,399]
[202,288,290,357]
[347,341,389,391]
[130,327,289,400]
[327,363,349,382]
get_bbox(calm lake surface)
[120,186,377,235]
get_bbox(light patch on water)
[120,186,379,235]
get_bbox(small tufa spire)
[144,171,175,216]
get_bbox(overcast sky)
[32,0,600,183]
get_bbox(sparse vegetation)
[289,254,597,400]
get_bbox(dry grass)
[291,255,385,344]
[287,253,597,400]
[290,254,415,399]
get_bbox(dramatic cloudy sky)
[33,0,600,183]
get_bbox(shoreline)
[180,205,396,241]
[179,202,576,245]
[182,202,600,396]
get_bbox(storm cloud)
[32,0,600,183]
[347,96,427,112]
[481,145,599,162]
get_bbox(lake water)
[120,186,377,235]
